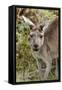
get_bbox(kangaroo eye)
[40,35,42,38]
[30,34,33,38]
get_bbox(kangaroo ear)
[22,15,35,30]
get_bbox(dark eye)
[39,28,41,32]
[40,35,42,38]
[30,34,33,38]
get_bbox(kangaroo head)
[22,15,46,51]
[28,24,45,51]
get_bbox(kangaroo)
[22,16,59,80]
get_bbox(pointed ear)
[22,15,35,26]
[22,15,35,30]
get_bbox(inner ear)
[29,25,33,30]
[39,24,44,32]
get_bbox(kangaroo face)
[29,28,44,51]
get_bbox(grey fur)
[29,17,59,80]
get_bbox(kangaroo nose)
[34,44,38,48]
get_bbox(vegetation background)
[16,8,59,82]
